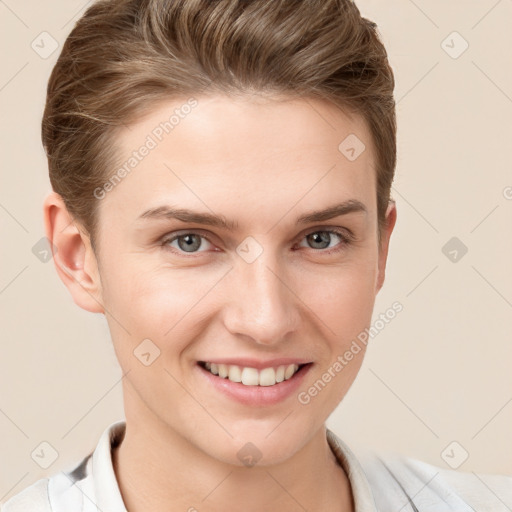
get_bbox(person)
[2,0,511,511]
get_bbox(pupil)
[179,234,201,252]
[310,232,330,249]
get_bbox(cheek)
[294,264,375,410]
[294,254,379,335]
[128,266,228,324]
[100,259,229,355]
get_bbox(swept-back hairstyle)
[42,0,396,252]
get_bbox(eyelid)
[299,225,355,241]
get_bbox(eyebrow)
[137,199,367,231]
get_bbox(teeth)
[241,367,259,386]
[259,367,276,386]
[284,364,296,380]
[203,362,300,386]
[228,365,242,383]
[218,364,228,378]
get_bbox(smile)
[199,361,303,386]
[196,360,313,405]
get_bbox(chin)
[199,426,311,468]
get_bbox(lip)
[196,361,313,406]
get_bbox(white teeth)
[259,367,276,386]
[228,365,242,383]
[284,364,297,380]
[203,362,302,386]
[218,363,228,378]
[241,367,259,385]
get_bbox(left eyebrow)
[295,199,367,224]
[136,199,367,231]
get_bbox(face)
[87,94,394,465]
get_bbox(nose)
[222,252,301,346]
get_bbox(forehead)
[120,93,371,154]
[101,94,376,224]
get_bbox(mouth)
[198,361,309,387]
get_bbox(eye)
[297,229,353,253]
[161,232,214,254]
[160,228,353,256]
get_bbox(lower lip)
[196,363,313,406]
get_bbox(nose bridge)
[225,248,298,344]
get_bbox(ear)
[375,200,397,294]
[43,191,105,313]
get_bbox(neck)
[112,388,354,512]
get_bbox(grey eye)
[300,231,344,251]
[171,234,205,252]
[306,232,332,249]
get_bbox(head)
[43,0,397,466]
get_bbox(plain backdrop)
[1,0,511,503]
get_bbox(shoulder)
[2,420,126,512]
[1,478,51,512]
[359,448,512,511]
[1,452,94,512]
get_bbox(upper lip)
[198,358,312,370]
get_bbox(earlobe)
[376,200,397,294]
[43,191,105,314]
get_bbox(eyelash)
[159,228,354,257]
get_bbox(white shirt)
[2,420,511,511]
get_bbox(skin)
[44,94,396,512]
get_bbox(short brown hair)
[42,0,396,252]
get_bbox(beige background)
[1,0,511,503]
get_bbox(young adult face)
[46,93,396,467]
